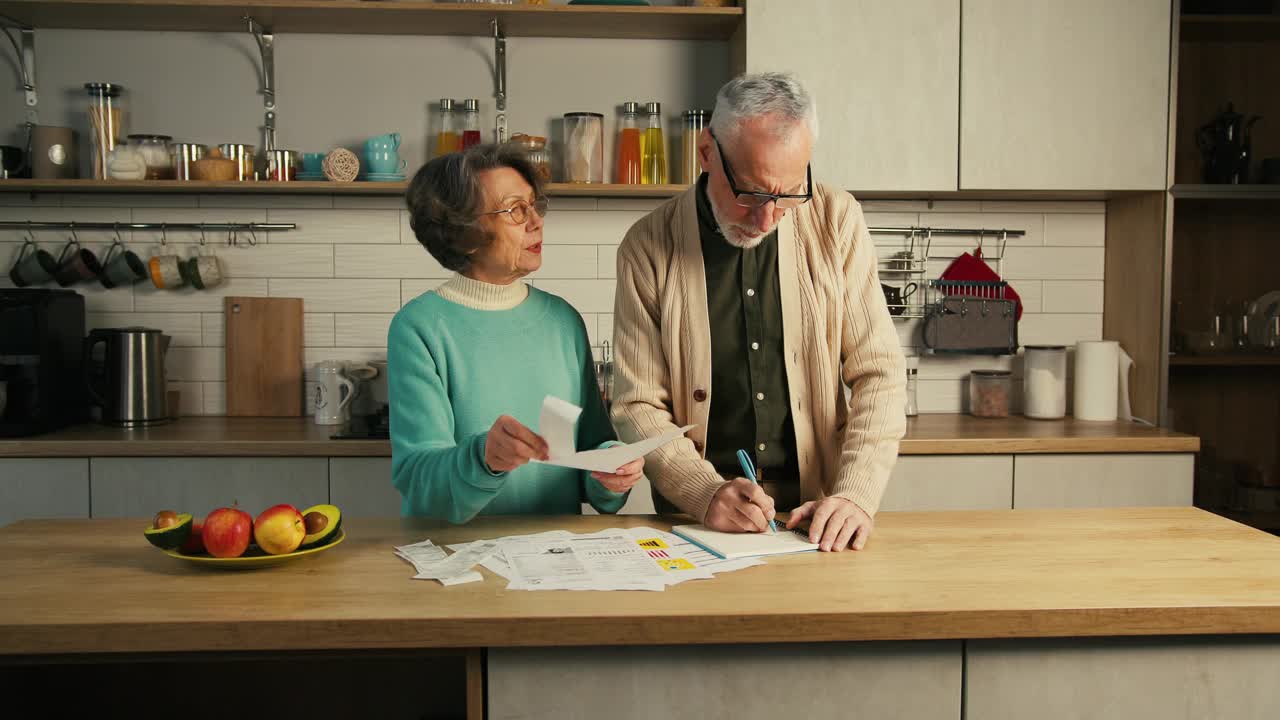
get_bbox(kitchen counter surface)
[0,508,1275,656]
[0,414,1198,458]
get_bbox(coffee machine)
[0,289,89,436]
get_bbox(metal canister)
[217,143,255,181]
[171,143,206,181]
[262,149,297,182]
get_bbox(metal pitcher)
[84,327,172,426]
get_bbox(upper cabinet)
[959,0,1172,191]
[745,0,960,192]
[743,0,1172,193]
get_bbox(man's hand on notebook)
[704,477,778,533]
[787,497,873,552]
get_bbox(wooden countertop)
[0,414,1198,458]
[1,508,1275,656]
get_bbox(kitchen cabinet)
[744,0,960,192]
[959,0,1171,190]
[329,458,403,517]
[89,458,328,518]
[880,455,1013,511]
[1013,454,1194,509]
[0,459,89,527]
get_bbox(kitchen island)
[2,508,1276,718]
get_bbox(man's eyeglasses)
[481,197,549,225]
[710,128,812,210]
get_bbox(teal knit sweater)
[388,285,627,522]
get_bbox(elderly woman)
[389,144,643,522]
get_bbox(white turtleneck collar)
[435,273,530,311]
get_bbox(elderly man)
[611,72,906,552]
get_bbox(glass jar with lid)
[126,134,174,180]
[969,369,1012,418]
[681,109,709,184]
[85,83,126,180]
[510,133,551,184]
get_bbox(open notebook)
[671,524,820,560]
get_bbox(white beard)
[709,195,774,249]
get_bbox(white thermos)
[312,360,355,425]
[1073,341,1134,422]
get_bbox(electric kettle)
[85,327,172,426]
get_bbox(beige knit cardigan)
[610,182,907,522]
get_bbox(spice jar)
[1023,345,1067,419]
[461,99,482,150]
[510,134,551,183]
[126,134,174,180]
[563,112,604,183]
[905,367,919,417]
[434,99,460,157]
[681,109,709,184]
[969,369,1012,418]
[616,102,643,184]
[85,83,125,180]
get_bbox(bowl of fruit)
[143,503,344,569]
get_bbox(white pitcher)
[312,361,355,425]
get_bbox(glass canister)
[218,143,255,181]
[616,101,642,184]
[641,101,667,184]
[126,134,174,180]
[1023,345,1067,419]
[171,143,206,181]
[681,109,709,184]
[461,98,482,149]
[969,369,1012,418]
[510,134,550,183]
[563,112,604,183]
[85,83,125,180]
[435,98,461,157]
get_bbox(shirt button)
[746,288,756,297]
[751,342,760,350]
[756,392,765,401]
[693,388,708,402]
[758,443,767,452]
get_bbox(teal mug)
[301,152,325,175]
[365,133,401,152]
[365,149,406,175]
[7,240,59,287]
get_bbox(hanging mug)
[99,238,149,288]
[882,282,919,316]
[8,239,59,287]
[53,236,102,287]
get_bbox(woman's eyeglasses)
[482,197,550,225]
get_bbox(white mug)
[312,361,355,425]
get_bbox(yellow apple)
[253,504,306,555]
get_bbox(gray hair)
[709,72,819,146]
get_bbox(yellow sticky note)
[636,537,669,549]
[657,558,696,571]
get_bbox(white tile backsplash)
[1,193,1108,415]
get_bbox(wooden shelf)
[0,178,691,198]
[0,0,743,39]
[1170,354,1280,367]
[1171,184,1280,200]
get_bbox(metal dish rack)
[873,226,1023,320]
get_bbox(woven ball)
[322,148,360,183]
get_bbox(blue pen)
[736,449,778,535]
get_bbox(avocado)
[143,512,193,550]
[299,504,342,549]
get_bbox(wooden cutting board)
[224,297,304,417]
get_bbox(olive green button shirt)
[696,174,799,484]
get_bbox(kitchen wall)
[0,192,1104,415]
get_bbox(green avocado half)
[299,504,342,549]
[143,513,193,550]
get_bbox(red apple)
[180,520,205,555]
[203,507,252,558]
[254,504,306,556]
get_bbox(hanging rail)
[0,221,295,231]
[867,226,1024,237]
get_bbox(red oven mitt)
[937,248,1022,320]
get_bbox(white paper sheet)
[532,395,696,473]
[501,531,667,592]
